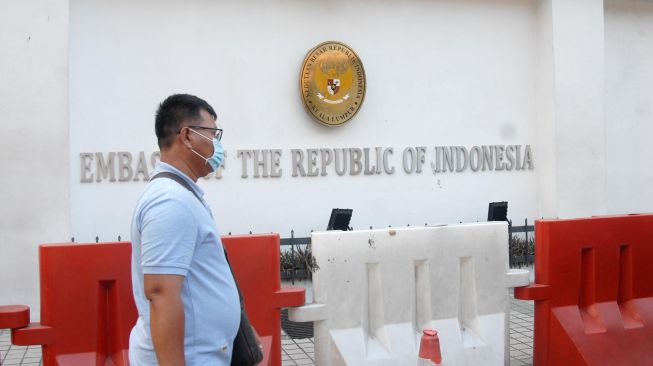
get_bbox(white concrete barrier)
[289,223,529,366]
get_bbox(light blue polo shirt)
[129,162,241,366]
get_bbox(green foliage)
[280,250,295,271]
[280,245,320,276]
[295,245,319,273]
[509,235,535,257]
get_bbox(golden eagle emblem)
[300,41,366,126]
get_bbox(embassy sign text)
[79,144,534,183]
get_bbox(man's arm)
[144,274,186,366]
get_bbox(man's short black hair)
[155,94,217,149]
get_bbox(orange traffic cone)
[418,329,442,365]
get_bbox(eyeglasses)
[184,125,223,141]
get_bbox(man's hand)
[145,274,186,366]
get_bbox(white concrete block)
[505,268,530,288]
[288,222,525,366]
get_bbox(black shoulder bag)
[151,172,264,366]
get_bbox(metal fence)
[280,230,312,284]
[508,219,535,268]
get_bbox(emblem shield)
[327,79,340,96]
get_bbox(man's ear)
[178,126,193,149]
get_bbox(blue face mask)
[189,129,224,171]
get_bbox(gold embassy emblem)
[300,41,366,127]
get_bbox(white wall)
[547,0,608,219]
[605,0,653,215]
[0,0,70,317]
[3,0,652,319]
[69,0,539,241]
[533,0,559,219]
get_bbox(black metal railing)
[508,219,535,268]
[280,230,312,284]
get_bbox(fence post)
[524,218,535,267]
[508,219,513,268]
[290,229,295,285]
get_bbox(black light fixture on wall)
[487,201,508,222]
[327,208,353,231]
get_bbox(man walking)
[129,94,240,365]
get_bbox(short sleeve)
[138,195,198,276]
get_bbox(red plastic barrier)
[0,305,30,329]
[222,234,306,366]
[515,214,653,365]
[0,234,304,366]
[15,242,135,365]
[0,305,31,365]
